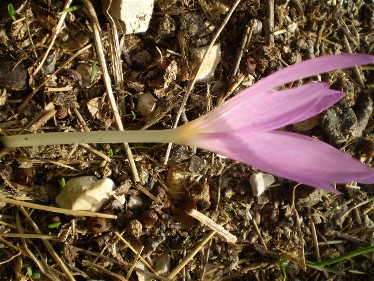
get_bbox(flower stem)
[0,129,182,148]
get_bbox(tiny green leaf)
[48,221,61,229]
[59,178,66,189]
[131,111,137,121]
[27,267,33,277]
[306,245,374,272]
[90,61,98,84]
[59,5,84,14]
[31,271,41,279]
[8,4,16,21]
[109,148,114,158]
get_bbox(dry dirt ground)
[0,0,373,280]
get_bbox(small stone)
[250,173,275,197]
[0,58,28,91]
[55,176,115,211]
[140,209,159,228]
[154,253,170,275]
[127,195,144,210]
[137,93,156,116]
[321,100,358,144]
[251,19,263,34]
[189,155,206,174]
[292,115,320,132]
[287,22,298,33]
[295,186,324,207]
[104,0,154,34]
[127,219,143,238]
[192,44,221,82]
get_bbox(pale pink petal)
[181,130,374,193]
[187,54,373,133]
[250,54,374,92]
[187,82,344,133]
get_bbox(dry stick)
[82,260,127,281]
[18,44,92,112]
[187,209,237,244]
[15,211,61,281]
[229,20,253,82]
[33,0,73,76]
[163,0,242,165]
[0,233,63,240]
[19,206,75,281]
[200,163,234,280]
[114,231,159,276]
[167,230,216,280]
[103,0,124,89]
[308,207,321,262]
[0,196,117,219]
[266,0,275,46]
[80,0,140,183]
[342,35,365,87]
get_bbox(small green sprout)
[48,221,61,229]
[131,111,137,121]
[8,4,16,21]
[90,61,98,84]
[59,178,66,189]
[129,145,154,150]
[58,5,84,14]
[26,267,41,279]
[109,148,114,158]
[307,245,374,272]
[277,258,288,281]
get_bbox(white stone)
[137,93,156,116]
[127,195,144,210]
[55,176,115,211]
[104,0,154,34]
[192,43,221,82]
[250,173,275,197]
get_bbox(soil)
[0,0,373,280]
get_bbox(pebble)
[104,0,154,34]
[250,173,275,197]
[55,176,115,211]
[0,58,28,90]
[137,93,156,116]
[127,195,144,210]
[321,100,358,144]
[154,253,171,275]
[192,43,221,82]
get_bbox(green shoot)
[129,145,154,150]
[59,178,66,189]
[59,5,84,14]
[109,148,114,158]
[26,267,41,279]
[48,221,61,229]
[277,258,288,281]
[131,111,137,121]
[306,245,374,272]
[90,61,98,84]
[8,4,16,21]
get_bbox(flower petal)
[187,82,344,132]
[182,130,374,192]
[250,54,374,92]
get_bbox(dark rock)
[0,58,29,90]
[321,100,358,144]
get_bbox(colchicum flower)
[1,54,373,192]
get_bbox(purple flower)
[177,54,374,193]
